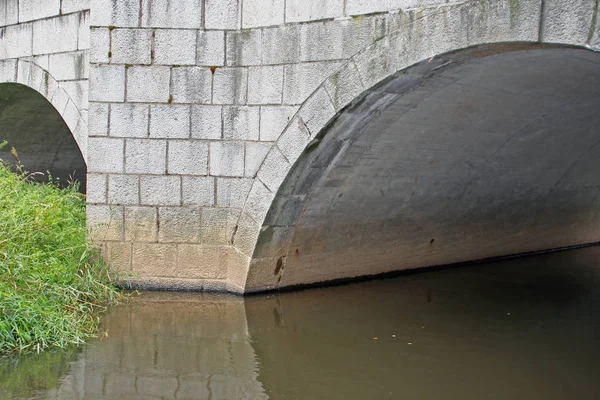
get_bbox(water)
[2,246,600,399]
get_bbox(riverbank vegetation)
[0,146,124,355]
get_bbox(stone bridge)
[0,0,599,294]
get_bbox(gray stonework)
[0,0,599,294]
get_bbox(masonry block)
[182,176,215,206]
[150,105,190,138]
[243,179,275,224]
[88,103,109,137]
[248,66,284,104]
[197,31,226,66]
[262,25,301,64]
[205,0,240,30]
[126,66,170,103]
[61,0,91,14]
[132,243,177,277]
[298,86,337,137]
[242,0,284,28]
[244,142,271,177]
[171,67,212,103]
[32,13,79,55]
[125,139,166,174]
[259,106,297,141]
[200,208,239,245]
[90,28,110,63]
[176,245,227,279]
[140,176,181,206]
[276,117,310,162]
[256,146,291,193]
[285,0,344,23]
[283,61,342,104]
[191,106,222,139]
[209,142,245,177]
[0,24,33,59]
[78,10,90,50]
[141,0,202,28]
[212,67,248,104]
[110,103,149,138]
[89,65,125,102]
[87,204,124,241]
[0,0,17,26]
[111,29,152,65]
[225,30,262,66]
[19,0,60,22]
[109,174,140,205]
[154,29,197,65]
[106,242,132,272]
[216,177,253,208]
[125,206,157,241]
[86,173,107,203]
[87,138,124,173]
[167,140,209,175]
[157,207,202,243]
[48,51,88,81]
[324,60,365,111]
[543,0,596,45]
[92,0,139,27]
[223,106,260,140]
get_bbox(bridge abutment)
[1,0,599,293]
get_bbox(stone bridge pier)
[1,0,600,294]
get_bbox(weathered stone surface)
[86,173,107,203]
[125,139,166,174]
[110,103,149,138]
[111,29,152,65]
[149,105,190,138]
[223,106,260,140]
[248,66,284,104]
[171,67,212,103]
[89,65,125,102]
[141,0,202,28]
[125,206,157,241]
[158,207,202,243]
[283,61,343,104]
[209,142,245,177]
[92,0,139,27]
[197,31,226,66]
[286,0,344,23]
[216,177,253,208]
[182,176,215,206]
[200,208,239,245]
[244,142,271,177]
[167,140,209,175]
[212,67,248,104]
[243,0,284,28]
[132,243,177,277]
[140,176,181,206]
[87,138,124,173]
[154,29,197,65]
[19,0,60,23]
[191,106,222,139]
[259,106,298,141]
[225,30,262,66]
[205,0,241,30]
[109,175,140,205]
[127,66,170,103]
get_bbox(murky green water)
[2,247,600,399]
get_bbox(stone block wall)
[0,0,90,157]
[80,0,600,293]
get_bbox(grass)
[0,144,125,355]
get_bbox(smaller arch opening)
[0,83,86,192]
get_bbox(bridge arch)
[0,60,88,188]
[235,1,600,292]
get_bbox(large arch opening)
[247,44,600,292]
[0,83,86,191]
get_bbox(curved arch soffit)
[0,59,88,161]
[234,0,600,291]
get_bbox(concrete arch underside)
[245,45,600,292]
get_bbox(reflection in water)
[2,247,600,399]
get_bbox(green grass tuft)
[0,151,125,355]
